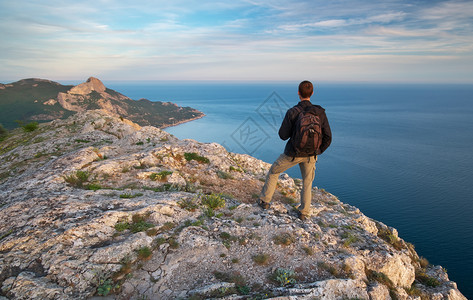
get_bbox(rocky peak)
[68,76,106,95]
[0,111,467,300]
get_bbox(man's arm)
[278,110,293,141]
[317,113,332,155]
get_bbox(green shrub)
[415,269,441,287]
[229,166,243,172]
[168,238,179,249]
[150,170,173,181]
[212,271,249,295]
[302,246,314,255]
[64,170,90,188]
[377,227,404,250]
[271,268,297,287]
[318,261,340,277]
[130,215,154,233]
[114,222,130,232]
[341,232,359,247]
[201,193,226,210]
[119,192,143,199]
[87,183,102,191]
[367,270,394,289]
[137,246,152,260]
[177,197,200,211]
[146,227,159,236]
[405,285,422,297]
[184,152,210,163]
[160,222,176,232]
[217,170,233,179]
[114,214,155,233]
[273,232,296,246]
[21,121,39,132]
[418,256,429,269]
[97,277,119,296]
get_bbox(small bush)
[146,227,159,236]
[212,271,248,295]
[318,261,340,277]
[177,197,200,211]
[367,269,394,289]
[114,214,155,233]
[64,170,90,188]
[418,256,429,269]
[137,246,152,260]
[21,121,39,132]
[87,183,102,191]
[229,166,243,172]
[377,227,404,250]
[217,170,233,180]
[97,278,117,296]
[160,222,176,232]
[150,170,173,181]
[253,253,270,265]
[273,232,296,246]
[302,246,314,256]
[405,285,422,297]
[271,268,297,287]
[220,232,238,244]
[114,222,130,232]
[184,152,210,163]
[130,220,154,233]
[201,193,226,210]
[168,238,179,249]
[113,257,133,281]
[119,192,143,199]
[415,269,441,287]
[341,232,359,247]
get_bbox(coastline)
[159,112,206,129]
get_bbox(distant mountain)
[0,77,204,129]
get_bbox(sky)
[1,0,473,83]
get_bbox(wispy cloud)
[0,0,472,82]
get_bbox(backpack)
[292,105,322,156]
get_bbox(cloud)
[0,0,472,82]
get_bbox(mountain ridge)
[0,110,466,299]
[0,77,204,130]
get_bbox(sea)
[105,81,473,297]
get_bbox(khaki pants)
[260,154,317,215]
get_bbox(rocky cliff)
[0,111,467,300]
[0,77,204,129]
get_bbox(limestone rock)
[0,110,466,299]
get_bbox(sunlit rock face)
[0,111,467,300]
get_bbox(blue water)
[105,81,473,297]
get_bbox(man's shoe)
[297,211,308,221]
[258,200,270,209]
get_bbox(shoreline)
[159,113,206,129]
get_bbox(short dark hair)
[298,81,313,98]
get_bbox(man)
[259,80,332,221]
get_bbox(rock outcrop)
[0,111,467,299]
[0,77,204,130]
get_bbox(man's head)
[298,80,314,99]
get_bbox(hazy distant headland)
[0,77,204,130]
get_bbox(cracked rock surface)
[0,110,467,299]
